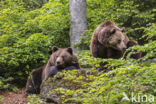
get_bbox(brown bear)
[42,46,80,80]
[90,20,142,59]
[125,40,142,59]
[90,21,142,72]
[96,40,142,71]
[90,21,129,59]
[25,46,80,96]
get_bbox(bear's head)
[49,46,74,68]
[98,21,127,51]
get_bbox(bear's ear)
[67,47,73,55]
[52,46,59,53]
[121,27,125,32]
[110,28,116,34]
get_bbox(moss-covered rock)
[39,60,155,104]
[40,69,94,103]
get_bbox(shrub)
[0,0,69,87]
[0,77,18,92]
[27,95,45,104]
[0,96,4,104]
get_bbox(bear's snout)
[56,57,64,66]
[118,40,127,51]
[56,61,60,65]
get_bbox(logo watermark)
[121,92,155,103]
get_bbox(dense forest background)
[0,0,155,103]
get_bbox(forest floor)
[0,88,27,104]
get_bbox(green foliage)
[0,77,18,91]
[126,23,156,59]
[38,25,155,103]
[0,96,4,104]
[27,95,45,104]
[39,56,155,103]
[0,0,70,87]
[22,0,49,9]
[0,3,155,104]
[78,0,156,48]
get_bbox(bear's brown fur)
[42,46,80,80]
[25,46,80,96]
[90,21,129,59]
[125,40,142,59]
[96,40,142,72]
[91,21,142,72]
[25,66,44,96]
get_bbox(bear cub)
[25,46,80,96]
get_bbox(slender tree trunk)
[69,0,88,53]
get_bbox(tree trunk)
[69,0,88,53]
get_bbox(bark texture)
[69,0,87,53]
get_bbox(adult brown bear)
[90,21,141,71]
[90,21,141,59]
[25,46,80,96]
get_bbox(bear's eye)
[118,40,121,44]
